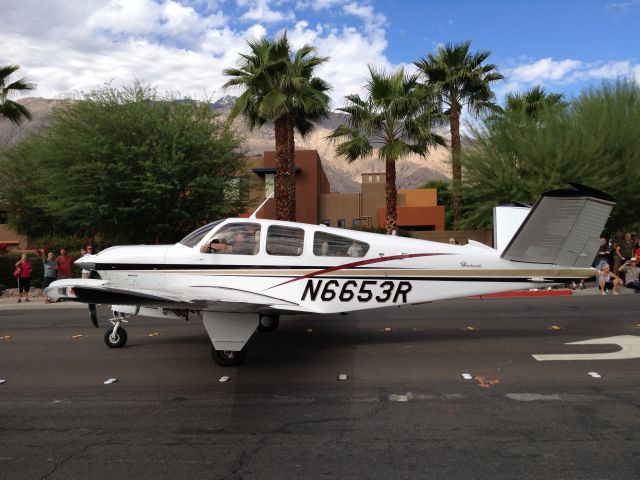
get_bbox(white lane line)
[533,335,640,361]
[505,393,561,402]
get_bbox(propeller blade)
[89,304,98,328]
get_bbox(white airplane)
[46,183,614,366]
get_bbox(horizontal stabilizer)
[500,183,615,266]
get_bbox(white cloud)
[2,0,400,107]
[239,0,296,23]
[8,0,635,111]
[294,0,345,11]
[499,57,640,98]
[342,1,387,34]
[582,60,634,80]
[509,57,583,83]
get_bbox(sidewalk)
[0,289,85,311]
[0,296,86,310]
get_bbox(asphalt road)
[1,296,640,479]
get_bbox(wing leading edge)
[45,279,302,313]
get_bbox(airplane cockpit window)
[179,220,224,247]
[266,226,304,256]
[202,223,260,255]
[313,232,369,257]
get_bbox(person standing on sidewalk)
[42,251,58,303]
[14,253,33,303]
[55,248,73,279]
[614,232,635,277]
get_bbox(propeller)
[88,303,98,328]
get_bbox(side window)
[313,232,369,258]
[266,226,304,256]
[207,223,260,255]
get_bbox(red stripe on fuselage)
[266,252,451,290]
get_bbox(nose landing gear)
[104,314,129,348]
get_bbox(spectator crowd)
[10,245,96,303]
[574,232,640,295]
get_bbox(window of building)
[266,225,304,256]
[313,231,369,258]
[321,219,330,226]
[224,176,251,204]
[265,173,275,197]
[352,218,362,228]
[337,219,345,228]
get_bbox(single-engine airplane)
[46,183,615,366]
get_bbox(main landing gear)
[203,312,281,367]
[104,314,128,348]
[210,346,247,366]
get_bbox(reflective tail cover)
[500,184,615,267]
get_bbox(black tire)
[257,314,279,333]
[211,346,247,366]
[104,327,127,348]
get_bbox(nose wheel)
[104,315,129,348]
[104,326,128,348]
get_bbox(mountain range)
[0,97,452,193]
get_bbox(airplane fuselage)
[78,218,593,315]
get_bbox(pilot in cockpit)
[200,225,257,255]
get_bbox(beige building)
[245,150,444,231]
[319,173,443,231]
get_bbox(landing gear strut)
[257,314,280,333]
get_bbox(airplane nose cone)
[75,254,96,271]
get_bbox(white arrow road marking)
[533,335,640,361]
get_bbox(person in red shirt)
[14,253,33,303]
[55,248,74,279]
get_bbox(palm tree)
[0,65,36,125]
[328,66,445,234]
[415,41,503,223]
[504,85,566,118]
[223,34,330,221]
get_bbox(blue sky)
[2,0,639,110]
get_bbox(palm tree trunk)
[287,114,296,222]
[384,157,397,234]
[449,102,462,223]
[274,116,289,221]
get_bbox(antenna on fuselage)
[249,193,275,219]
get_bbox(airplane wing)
[45,279,303,314]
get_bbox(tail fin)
[493,203,531,254]
[500,183,615,267]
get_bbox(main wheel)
[211,346,247,366]
[257,314,279,333]
[104,326,128,348]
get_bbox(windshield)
[179,220,224,247]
